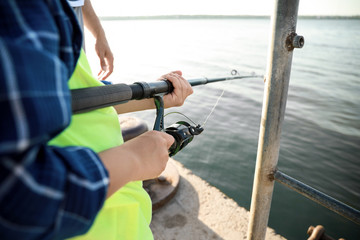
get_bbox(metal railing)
[273,170,360,225]
[246,0,360,239]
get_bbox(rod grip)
[71,83,132,113]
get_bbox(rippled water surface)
[87,18,360,239]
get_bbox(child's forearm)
[114,99,155,114]
[98,131,174,198]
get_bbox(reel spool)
[165,121,203,157]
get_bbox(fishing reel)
[165,121,203,157]
[153,96,203,157]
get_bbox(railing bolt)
[286,32,305,51]
[293,34,305,48]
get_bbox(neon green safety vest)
[49,50,153,240]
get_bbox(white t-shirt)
[67,0,85,7]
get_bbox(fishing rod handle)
[71,83,133,113]
[71,81,173,113]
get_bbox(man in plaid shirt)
[0,1,110,239]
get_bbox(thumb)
[163,132,175,149]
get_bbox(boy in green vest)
[50,50,193,240]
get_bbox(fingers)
[137,131,173,179]
[107,130,173,182]
[161,71,193,107]
[95,39,114,80]
[170,71,192,96]
[141,130,174,148]
[170,70,182,77]
[98,54,114,80]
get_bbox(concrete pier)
[150,159,285,240]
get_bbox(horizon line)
[99,14,360,20]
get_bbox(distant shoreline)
[99,15,360,21]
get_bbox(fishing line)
[201,87,226,127]
[164,112,198,125]
[200,69,241,127]
[164,80,228,128]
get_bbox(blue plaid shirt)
[0,1,109,239]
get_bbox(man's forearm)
[82,0,105,39]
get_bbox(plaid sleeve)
[0,1,108,239]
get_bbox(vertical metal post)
[247,0,302,239]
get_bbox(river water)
[86,17,360,239]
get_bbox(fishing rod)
[71,74,261,114]
[71,72,262,156]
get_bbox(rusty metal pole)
[247,0,303,239]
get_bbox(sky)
[92,0,360,17]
